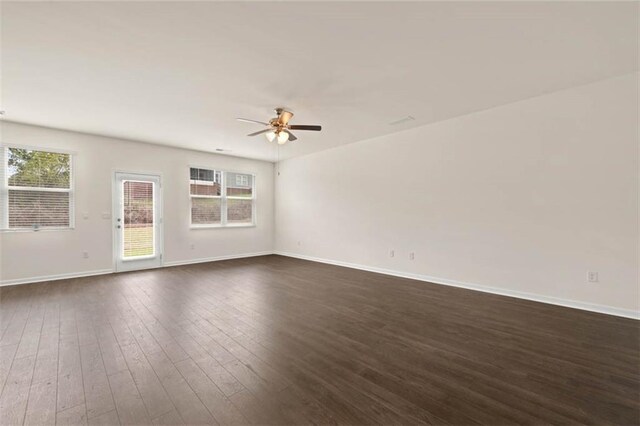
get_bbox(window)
[226,172,254,225]
[189,167,254,227]
[235,174,248,186]
[190,168,221,185]
[1,146,74,230]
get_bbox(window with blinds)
[189,167,254,227]
[1,147,74,230]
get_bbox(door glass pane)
[123,180,154,258]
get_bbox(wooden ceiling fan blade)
[285,130,297,141]
[247,128,273,137]
[237,118,269,126]
[288,125,321,131]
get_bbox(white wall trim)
[274,251,640,320]
[0,269,115,287]
[161,251,273,267]
[3,250,637,320]
[0,251,274,287]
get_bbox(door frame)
[112,171,164,272]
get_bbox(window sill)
[0,227,75,233]
[190,224,255,230]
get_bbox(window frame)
[189,166,256,229]
[1,145,76,232]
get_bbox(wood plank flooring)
[0,255,638,425]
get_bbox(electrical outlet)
[190,244,195,250]
[409,252,415,260]
[83,251,89,259]
[297,241,301,246]
[587,271,598,282]
[389,249,395,258]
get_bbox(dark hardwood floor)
[0,255,638,425]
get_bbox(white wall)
[0,121,274,283]
[2,74,637,318]
[275,73,639,315]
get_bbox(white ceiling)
[1,1,637,162]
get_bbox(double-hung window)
[1,146,74,230]
[189,167,254,227]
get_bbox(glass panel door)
[114,172,162,272]
[123,180,154,258]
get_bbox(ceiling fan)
[237,108,321,145]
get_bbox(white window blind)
[122,180,155,257]
[1,147,74,230]
[189,167,254,227]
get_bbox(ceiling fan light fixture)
[238,108,321,144]
[277,131,289,145]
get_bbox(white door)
[114,172,163,272]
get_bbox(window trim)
[1,145,76,232]
[188,166,256,229]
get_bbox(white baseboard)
[0,269,115,287]
[0,251,273,287]
[163,251,273,267]
[4,250,637,320]
[274,251,640,320]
